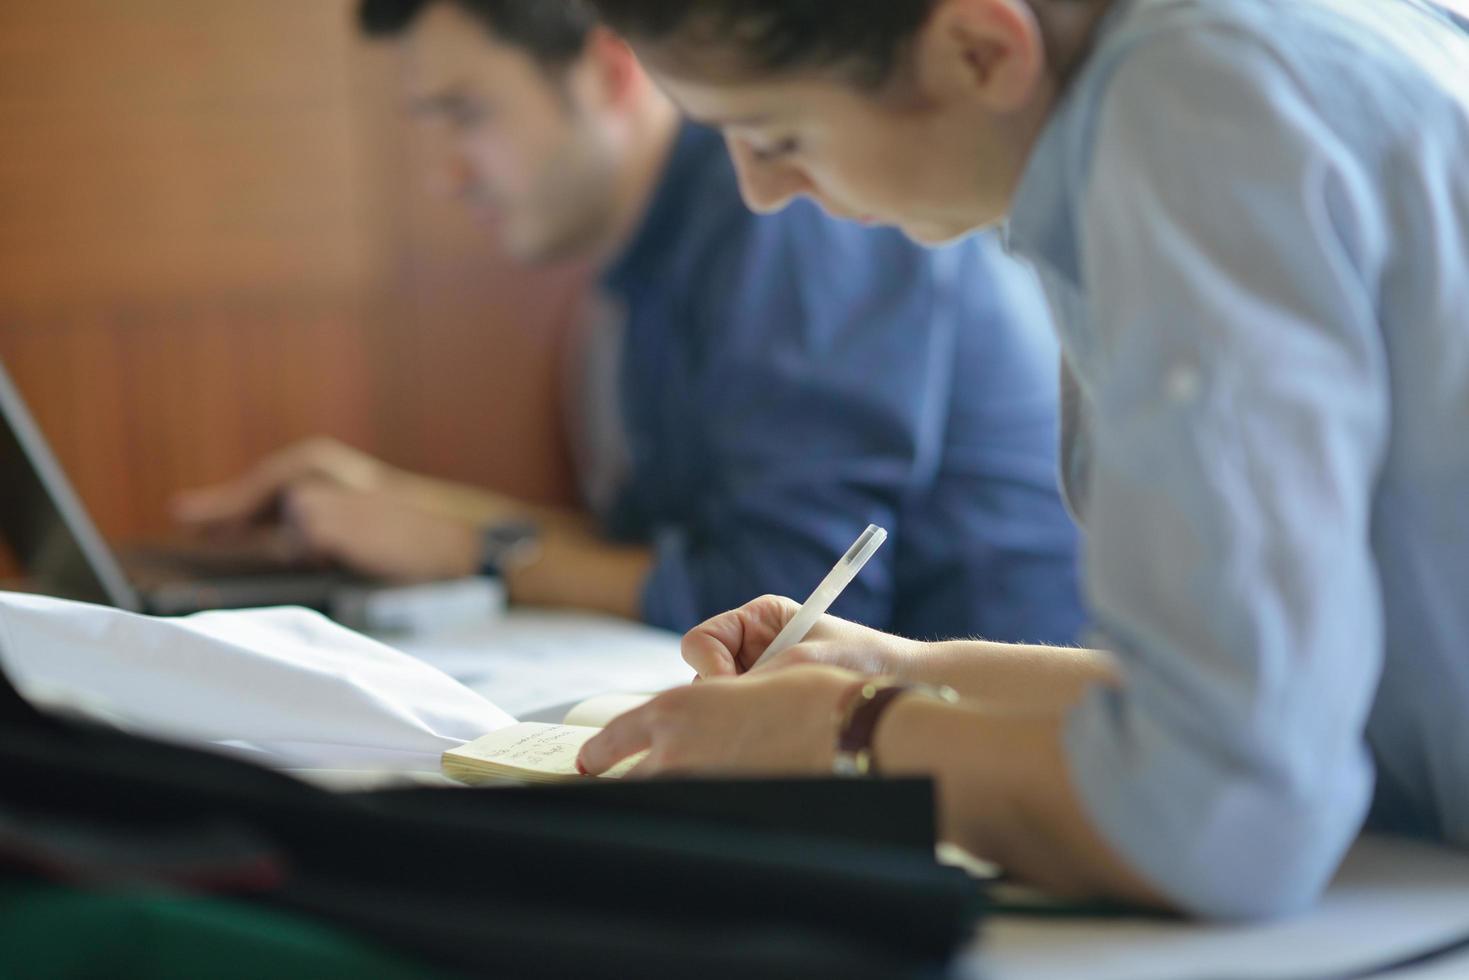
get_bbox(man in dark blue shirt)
[175,0,1084,644]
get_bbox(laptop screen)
[0,359,141,611]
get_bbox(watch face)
[481,520,542,575]
[486,520,538,551]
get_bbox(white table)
[967,832,1469,980]
[386,608,690,721]
[384,611,1469,980]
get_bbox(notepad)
[441,693,653,785]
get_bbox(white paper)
[389,609,690,719]
[0,592,515,773]
[561,692,655,728]
[448,722,643,780]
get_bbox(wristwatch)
[833,681,960,778]
[476,519,543,579]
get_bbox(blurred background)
[0,0,590,569]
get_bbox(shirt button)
[1165,365,1202,404]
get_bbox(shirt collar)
[600,121,726,299]
[1004,0,1139,286]
[1004,104,1082,286]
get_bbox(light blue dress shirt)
[1006,0,1469,917]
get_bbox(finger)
[304,439,380,492]
[681,615,740,678]
[281,485,354,561]
[745,643,818,675]
[173,460,300,528]
[681,594,800,678]
[736,594,804,669]
[577,704,658,776]
[619,752,664,780]
[171,482,262,527]
[173,438,350,528]
[256,522,313,565]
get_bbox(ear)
[575,26,648,112]
[910,0,1046,113]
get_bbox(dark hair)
[358,0,597,65]
[583,0,941,87]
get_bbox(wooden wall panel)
[0,0,373,306]
[370,169,589,503]
[0,302,378,540]
[0,0,585,571]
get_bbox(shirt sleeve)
[1062,31,1392,918]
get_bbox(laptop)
[0,358,357,616]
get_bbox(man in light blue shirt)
[577,0,1469,919]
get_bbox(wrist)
[477,518,544,582]
[500,537,548,606]
[893,640,963,687]
[880,634,936,684]
[832,679,958,778]
[444,521,484,579]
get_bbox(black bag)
[0,661,983,979]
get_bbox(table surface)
[967,835,1469,980]
[383,610,1469,980]
[387,608,689,721]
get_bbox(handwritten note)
[443,723,645,783]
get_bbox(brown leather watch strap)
[833,681,958,777]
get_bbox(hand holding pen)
[681,525,922,680]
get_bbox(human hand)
[171,438,392,531]
[576,665,863,778]
[276,484,480,583]
[681,594,925,680]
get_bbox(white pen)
[751,524,888,669]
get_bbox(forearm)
[876,695,1168,907]
[896,640,1119,713]
[378,468,652,617]
[504,514,655,620]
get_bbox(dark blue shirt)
[600,124,1083,643]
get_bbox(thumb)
[681,594,799,678]
[174,445,326,527]
[172,477,276,527]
